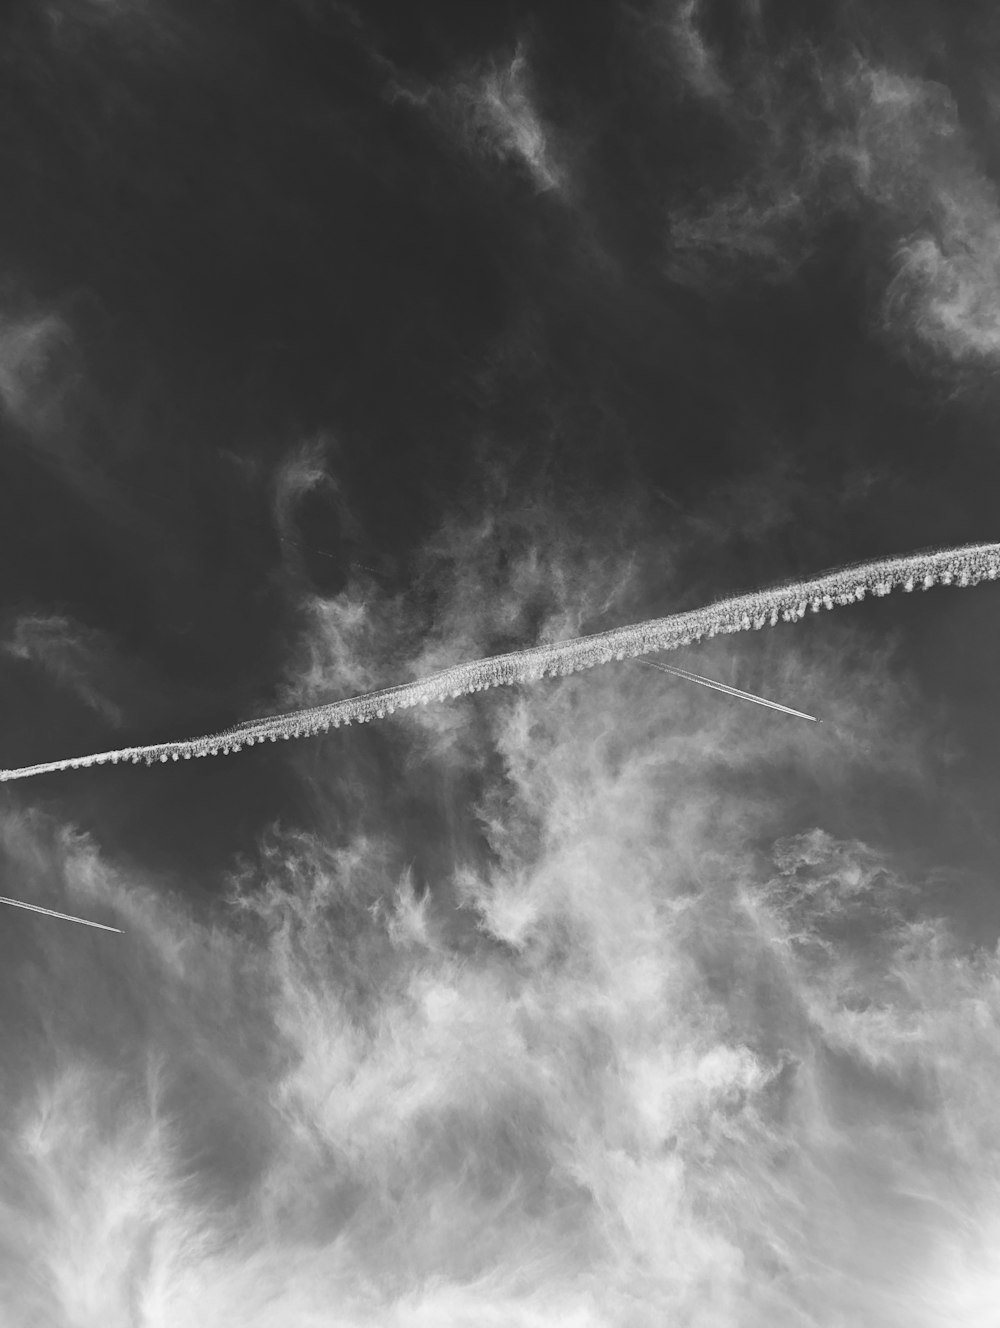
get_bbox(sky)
[2,1,1000,1324]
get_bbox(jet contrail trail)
[0,540,996,781]
[636,658,819,722]
[0,895,123,933]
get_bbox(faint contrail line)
[0,895,123,933]
[636,658,819,722]
[1,541,997,781]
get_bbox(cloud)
[394,45,567,195]
[270,434,362,580]
[653,8,1000,369]
[2,613,127,727]
[2,6,999,1321]
[463,47,565,193]
[0,497,996,1324]
[860,67,1000,365]
[273,437,334,535]
[0,303,80,438]
[264,481,645,766]
[664,0,733,103]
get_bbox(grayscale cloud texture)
[1,2,999,1324]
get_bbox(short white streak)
[638,658,819,722]
[1,541,996,781]
[0,894,122,933]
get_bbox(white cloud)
[659,19,1000,368]
[0,508,996,1324]
[470,48,564,193]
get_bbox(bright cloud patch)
[0,624,996,1326]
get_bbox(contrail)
[636,658,819,722]
[0,540,997,781]
[0,895,123,933]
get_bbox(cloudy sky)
[3,1,1000,1323]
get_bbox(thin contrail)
[0,895,123,933]
[636,658,819,722]
[1,540,997,780]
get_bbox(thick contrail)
[636,658,819,722]
[0,895,123,933]
[0,541,996,781]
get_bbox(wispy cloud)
[653,7,1000,370]
[0,304,80,438]
[0,3,996,1323]
[0,573,994,1323]
[394,44,567,195]
[465,47,565,193]
[2,613,127,728]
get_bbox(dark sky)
[2,2,1000,1323]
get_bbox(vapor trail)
[637,658,819,722]
[0,895,122,933]
[1,541,996,781]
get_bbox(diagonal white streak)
[0,894,123,933]
[0,541,996,781]
[637,658,819,722]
